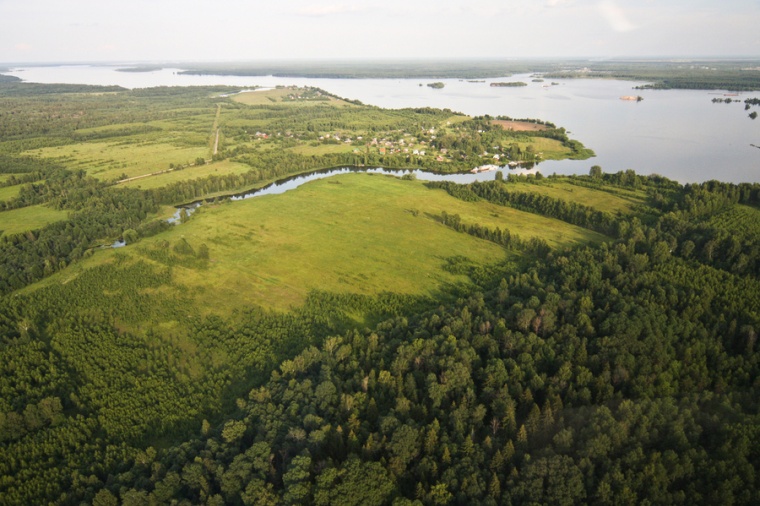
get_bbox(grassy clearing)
[0,183,23,202]
[85,173,600,316]
[506,179,646,214]
[120,160,253,190]
[138,174,509,313]
[25,141,208,182]
[511,137,573,161]
[0,205,68,236]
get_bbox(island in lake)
[491,81,528,87]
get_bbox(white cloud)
[598,1,638,32]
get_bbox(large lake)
[6,65,760,184]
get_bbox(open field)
[512,137,574,160]
[24,141,209,182]
[120,160,253,190]
[506,178,647,214]
[0,204,68,236]
[0,183,22,202]
[61,173,603,316]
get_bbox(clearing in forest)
[505,178,647,214]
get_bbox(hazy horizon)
[2,0,758,64]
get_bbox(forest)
[0,77,759,505]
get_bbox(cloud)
[598,1,638,32]
[14,43,32,51]
[546,0,572,7]
[296,4,363,17]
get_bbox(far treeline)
[166,58,760,90]
[541,60,760,91]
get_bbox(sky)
[1,0,759,63]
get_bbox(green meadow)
[52,173,601,316]
[0,183,22,202]
[0,204,68,236]
[25,141,208,182]
[120,160,253,190]
[506,177,647,214]
[512,137,574,160]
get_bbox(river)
[5,64,760,183]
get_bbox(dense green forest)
[0,79,759,504]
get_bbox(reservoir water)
[6,65,760,183]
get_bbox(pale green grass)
[25,173,606,321]
[139,174,506,312]
[0,184,23,202]
[25,141,208,182]
[507,179,646,214]
[125,173,602,314]
[509,137,573,161]
[120,160,253,190]
[423,183,608,247]
[0,205,68,236]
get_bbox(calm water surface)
[7,65,760,183]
